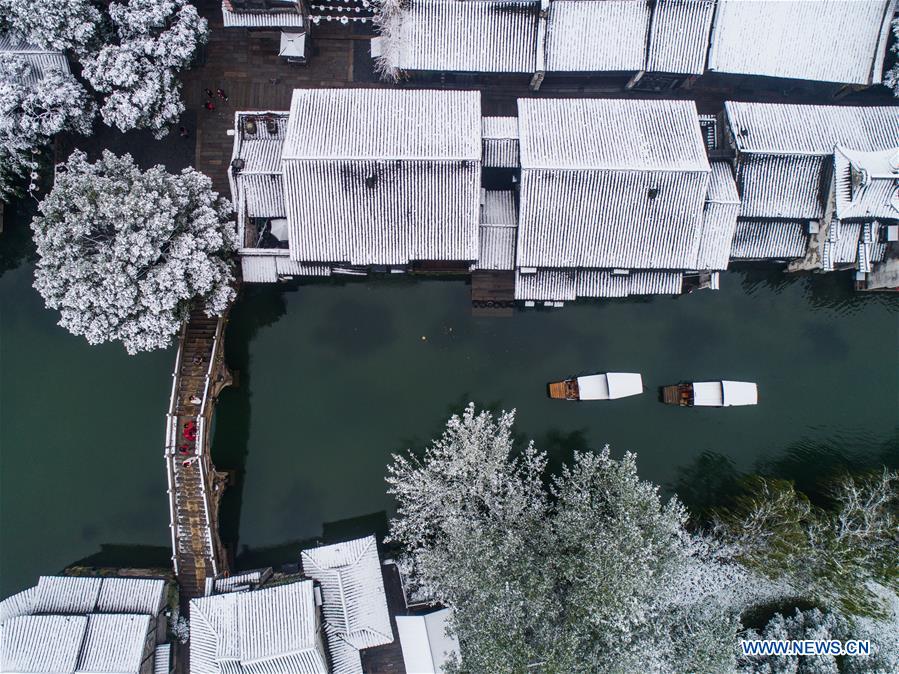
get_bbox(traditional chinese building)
[372,0,896,92]
[0,575,172,674]
[721,102,898,289]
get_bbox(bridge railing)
[163,323,187,575]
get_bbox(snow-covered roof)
[213,568,273,594]
[829,221,863,265]
[281,89,481,266]
[518,98,709,170]
[516,98,712,270]
[76,614,152,674]
[153,644,171,674]
[240,251,332,283]
[190,580,328,674]
[514,269,684,301]
[725,103,899,156]
[300,535,393,652]
[0,33,70,86]
[11,575,166,617]
[229,112,288,226]
[396,608,460,674]
[477,191,518,271]
[482,117,520,168]
[725,103,899,220]
[544,0,648,72]
[707,0,895,85]
[696,161,741,270]
[645,0,715,75]
[729,220,809,260]
[0,576,167,674]
[0,615,86,673]
[383,0,538,73]
[833,147,899,220]
[221,3,306,28]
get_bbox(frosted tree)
[0,141,38,203]
[0,55,95,201]
[31,150,237,354]
[386,405,753,673]
[713,471,898,619]
[883,18,899,97]
[372,0,405,81]
[81,0,208,137]
[0,56,96,148]
[0,0,101,55]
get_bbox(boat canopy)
[692,381,758,406]
[722,380,758,406]
[576,373,643,400]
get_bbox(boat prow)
[548,373,643,401]
[662,380,758,407]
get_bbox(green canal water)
[2,203,898,598]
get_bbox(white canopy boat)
[662,380,758,407]
[548,373,643,401]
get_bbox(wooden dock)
[471,271,515,316]
[164,310,232,599]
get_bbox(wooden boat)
[661,381,758,407]
[548,373,643,401]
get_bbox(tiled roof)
[544,0,648,71]
[645,0,715,75]
[477,191,518,271]
[514,269,683,301]
[482,116,520,168]
[707,0,895,85]
[301,536,393,651]
[730,220,809,260]
[190,581,328,674]
[383,0,538,73]
[282,89,481,266]
[696,161,741,270]
[0,33,70,86]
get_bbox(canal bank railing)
[163,312,231,597]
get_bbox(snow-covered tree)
[0,56,96,148]
[81,0,208,138]
[714,471,898,619]
[883,18,899,97]
[0,141,37,203]
[372,0,405,82]
[0,0,102,55]
[31,150,237,354]
[387,405,754,673]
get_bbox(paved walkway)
[184,1,361,196]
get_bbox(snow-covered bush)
[31,150,237,354]
[387,405,757,673]
[81,0,208,137]
[0,0,101,55]
[171,615,190,643]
